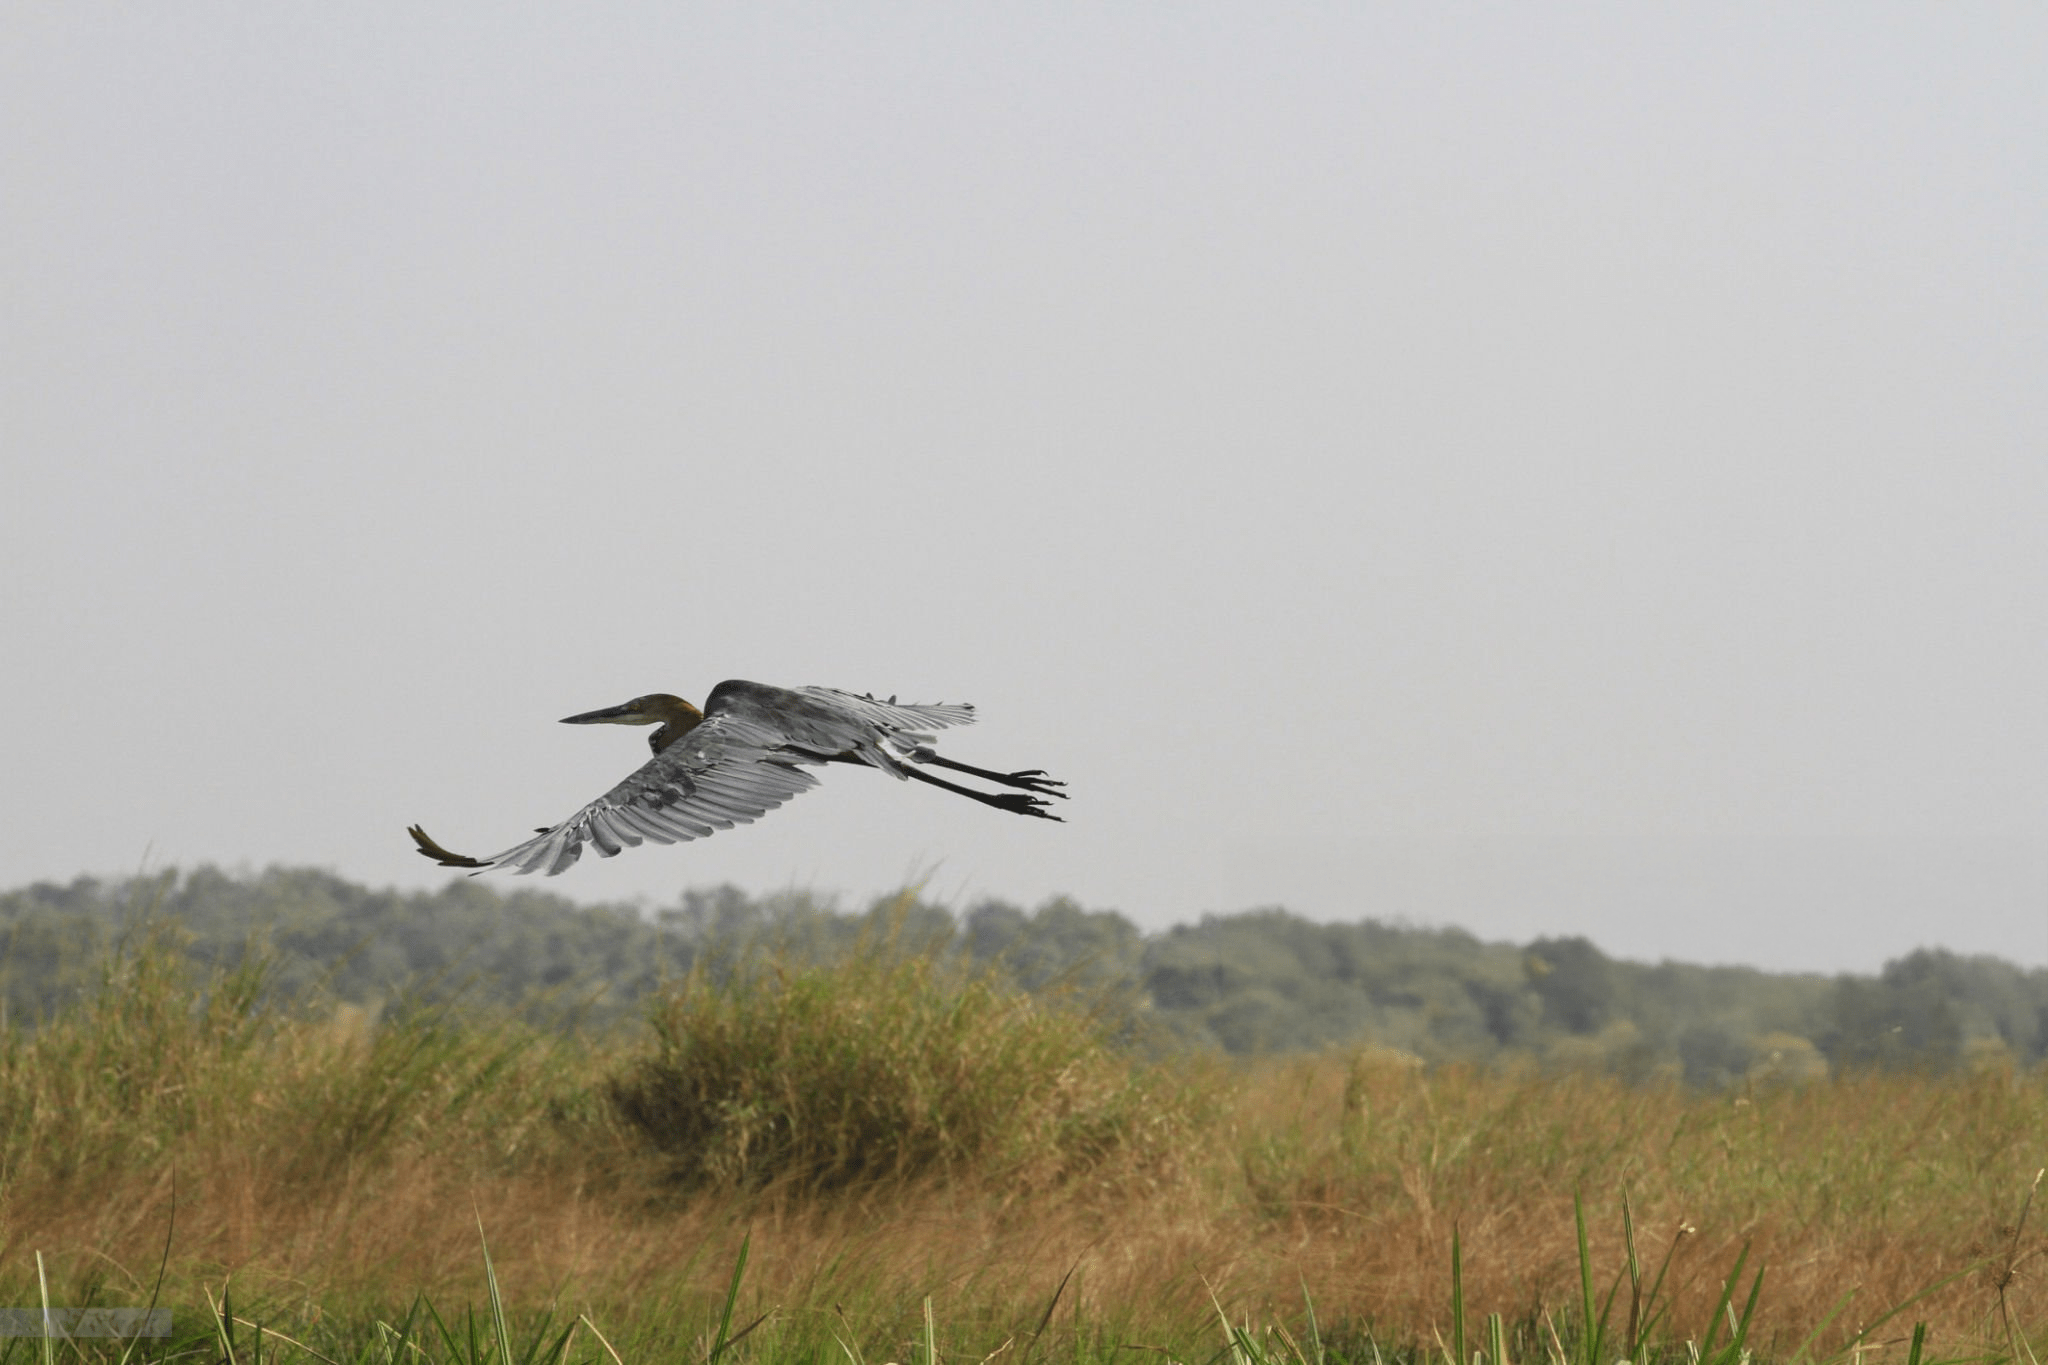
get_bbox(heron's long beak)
[560,701,652,726]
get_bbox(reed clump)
[609,943,1204,1193]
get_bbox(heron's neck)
[647,697,706,754]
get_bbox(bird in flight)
[408,679,1066,876]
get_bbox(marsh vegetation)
[0,871,2042,1362]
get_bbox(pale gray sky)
[5,5,2045,973]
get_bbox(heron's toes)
[991,792,1065,821]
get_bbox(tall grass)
[0,920,270,1188]
[0,925,2040,1362]
[0,922,596,1185]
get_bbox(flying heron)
[408,679,1066,876]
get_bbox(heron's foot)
[992,791,1065,821]
[408,824,490,869]
[1004,768,1068,797]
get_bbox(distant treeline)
[3,866,2043,1085]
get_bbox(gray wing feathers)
[791,687,977,742]
[481,712,822,875]
[771,687,976,775]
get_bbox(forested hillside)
[3,865,2042,1083]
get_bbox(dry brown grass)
[1229,1050,2048,1355]
[0,937,2042,1360]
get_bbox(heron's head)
[560,693,698,727]
[561,693,705,753]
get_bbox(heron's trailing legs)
[813,747,1066,820]
[902,765,1064,821]
[907,746,1067,798]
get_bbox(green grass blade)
[476,1211,515,1365]
[578,1313,627,1365]
[1620,1188,1641,1359]
[382,1293,430,1365]
[33,1254,52,1365]
[1828,1266,1979,1359]
[1698,1261,1765,1365]
[1024,1264,1077,1364]
[1633,1217,1690,1353]
[1300,1278,1325,1365]
[1729,1263,1765,1357]
[1450,1227,1467,1365]
[705,1231,753,1365]
[834,1303,870,1365]
[418,1294,465,1362]
[1782,1286,1858,1364]
[1572,1194,1601,1365]
[203,1281,237,1365]
[522,1318,578,1365]
[1695,1245,1747,1363]
[1207,1282,1260,1365]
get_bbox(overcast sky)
[5,5,2045,974]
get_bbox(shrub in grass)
[607,942,1201,1193]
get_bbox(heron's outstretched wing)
[479,707,826,876]
[700,681,976,774]
[790,687,977,741]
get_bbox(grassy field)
[0,923,2042,1364]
